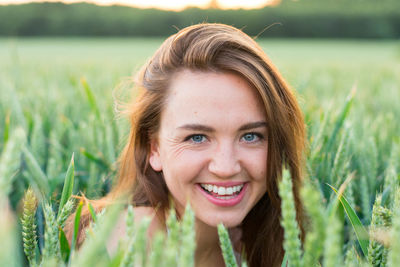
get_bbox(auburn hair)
[65,23,306,267]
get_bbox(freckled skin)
[149,70,268,228]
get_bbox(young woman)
[66,23,306,267]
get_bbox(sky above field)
[0,0,275,10]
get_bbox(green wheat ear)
[120,207,148,267]
[218,224,238,267]
[301,180,326,266]
[21,188,38,267]
[278,169,303,267]
[368,195,391,267]
[344,246,358,267]
[178,204,195,267]
[125,205,135,238]
[323,213,343,267]
[360,175,371,220]
[133,217,151,267]
[165,207,180,266]
[42,202,61,263]
[383,152,398,207]
[147,231,166,267]
[57,198,75,229]
[388,188,400,267]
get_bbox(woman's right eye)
[185,134,206,144]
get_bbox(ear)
[149,138,162,172]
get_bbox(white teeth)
[200,183,244,196]
[218,187,226,195]
[213,185,218,193]
[207,184,213,191]
[226,187,233,195]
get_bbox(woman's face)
[149,70,268,227]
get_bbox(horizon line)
[0,0,278,11]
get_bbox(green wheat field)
[0,38,399,266]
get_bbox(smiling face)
[149,70,268,227]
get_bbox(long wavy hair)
[65,23,306,267]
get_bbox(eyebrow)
[177,121,267,132]
[238,121,268,131]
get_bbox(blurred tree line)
[0,0,399,38]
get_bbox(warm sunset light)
[0,0,275,10]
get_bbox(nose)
[208,141,241,178]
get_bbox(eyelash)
[184,134,208,144]
[241,132,264,143]
[184,132,264,144]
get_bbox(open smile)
[197,182,248,207]
[200,183,244,199]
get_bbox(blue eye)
[188,134,206,143]
[242,133,260,142]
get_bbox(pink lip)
[196,183,248,207]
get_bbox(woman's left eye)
[241,133,261,142]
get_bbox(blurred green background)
[0,0,400,38]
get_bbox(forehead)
[161,70,266,126]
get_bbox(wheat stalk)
[21,188,38,266]
[279,169,303,267]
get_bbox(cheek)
[161,151,209,213]
[161,149,209,185]
[242,149,268,179]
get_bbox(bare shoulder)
[106,206,165,255]
[132,206,166,233]
[133,206,158,220]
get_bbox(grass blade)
[59,228,71,263]
[58,153,75,218]
[327,184,369,257]
[0,127,26,196]
[23,146,50,197]
[281,253,288,267]
[8,81,27,130]
[3,110,10,145]
[80,147,109,170]
[87,202,97,224]
[325,86,355,153]
[70,200,83,253]
[81,77,101,120]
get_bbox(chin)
[197,213,245,228]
